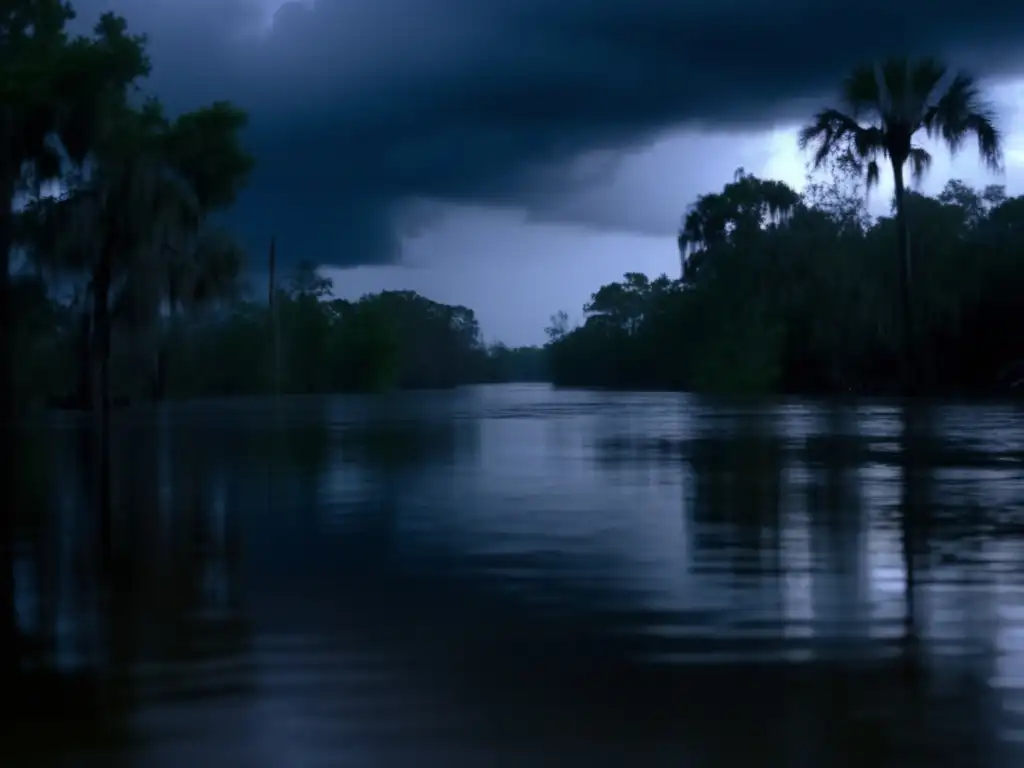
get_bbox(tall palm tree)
[798,58,1002,394]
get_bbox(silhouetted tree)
[798,58,1002,393]
[550,170,1024,397]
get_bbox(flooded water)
[4,384,1024,766]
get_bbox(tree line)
[0,11,1019,422]
[547,171,1023,395]
[4,34,1018,410]
[548,58,1019,396]
[11,261,547,404]
[1,2,546,412]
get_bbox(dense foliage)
[11,263,547,404]
[798,58,1003,394]
[0,1,543,410]
[151,268,549,397]
[547,168,1024,395]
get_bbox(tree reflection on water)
[2,390,1024,766]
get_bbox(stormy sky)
[71,0,1024,344]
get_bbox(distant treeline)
[17,170,1024,403]
[546,171,1024,396]
[12,264,547,406]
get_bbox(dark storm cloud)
[72,0,1024,267]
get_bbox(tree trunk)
[0,166,18,682]
[153,289,178,402]
[892,161,916,396]
[0,104,21,682]
[92,254,113,574]
[152,339,167,401]
[152,321,167,402]
[894,159,923,687]
[76,307,92,409]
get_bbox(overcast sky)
[70,0,1024,345]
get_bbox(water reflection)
[3,385,1024,766]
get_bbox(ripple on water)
[6,387,1024,766]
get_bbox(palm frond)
[799,109,887,177]
[872,57,946,125]
[965,113,1002,172]
[878,58,910,117]
[804,57,1003,201]
[922,72,1003,171]
[907,146,932,185]
[839,64,883,119]
[906,58,947,120]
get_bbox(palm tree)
[798,58,1002,394]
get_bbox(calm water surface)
[5,384,1024,766]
